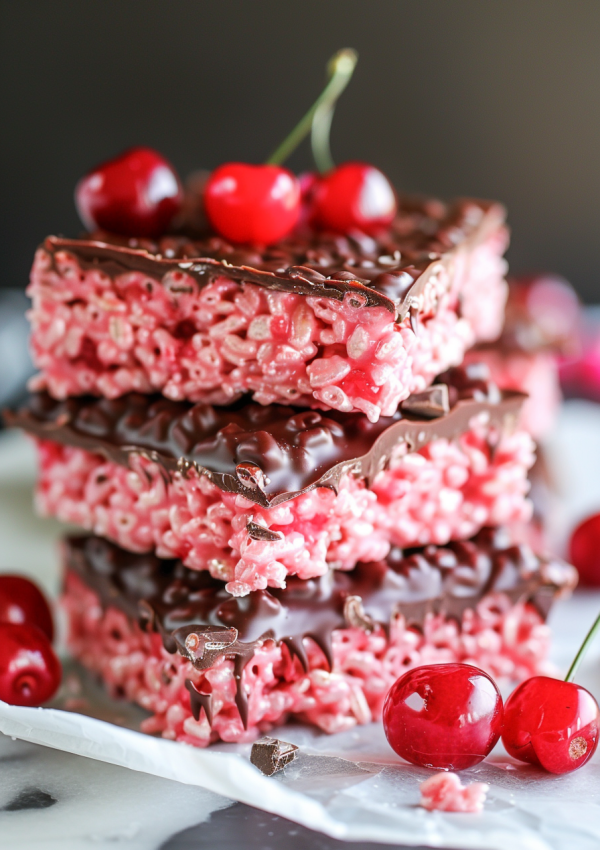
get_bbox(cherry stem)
[266,48,358,169]
[565,610,600,683]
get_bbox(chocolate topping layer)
[7,365,525,507]
[64,530,576,726]
[65,527,574,647]
[42,196,505,321]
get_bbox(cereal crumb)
[419,772,489,813]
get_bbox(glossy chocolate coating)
[63,529,575,729]
[64,529,575,670]
[7,365,524,507]
[42,196,504,321]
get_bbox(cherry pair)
[383,662,599,775]
[0,575,61,707]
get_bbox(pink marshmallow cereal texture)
[467,347,561,440]
[63,572,551,748]
[27,231,507,421]
[35,417,534,596]
[419,772,489,813]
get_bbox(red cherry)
[0,575,54,641]
[75,146,183,238]
[502,676,600,774]
[0,623,61,707]
[569,513,600,587]
[311,161,397,234]
[204,163,301,245]
[382,663,503,770]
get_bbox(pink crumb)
[419,772,489,813]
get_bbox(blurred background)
[1,0,600,404]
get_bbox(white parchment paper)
[1,403,600,849]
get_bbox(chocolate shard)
[173,625,257,670]
[401,384,450,419]
[250,737,299,776]
[343,595,375,633]
[246,521,283,542]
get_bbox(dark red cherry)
[382,663,504,771]
[502,676,600,774]
[204,163,301,245]
[311,161,397,234]
[0,575,54,641]
[75,146,183,238]
[0,623,61,706]
[569,513,600,587]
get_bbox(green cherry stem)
[311,98,337,174]
[266,48,358,169]
[565,610,600,683]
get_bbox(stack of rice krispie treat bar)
[7,177,575,747]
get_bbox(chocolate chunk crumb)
[401,384,450,419]
[250,737,299,776]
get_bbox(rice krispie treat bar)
[62,529,576,747]
[8,365,534,596]
[28,198,507,421]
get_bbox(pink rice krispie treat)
[8,365,535,596]
[468,273,581,438]
[61,528,576,748]
[27,196,508,421]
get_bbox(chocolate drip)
[41,197,504,322]
[233,654,250,730]
[6,365,524,508]
[281,636,309,672]
[185,680,212,724]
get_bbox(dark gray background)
[1,0,600,300]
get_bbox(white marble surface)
[2,402,600,849]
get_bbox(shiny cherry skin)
[204,163,301,244]
[75,146,183,238]
[383,663,504,770]
[502,676,600,774]
[0,623,61,707]
[569,513,600,587]
[0,575,54,641]
[311,161,397,234]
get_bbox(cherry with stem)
[204,48,359,244]
[307,53,398,234]
[502,609,600,774]
[266,49,358,171]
